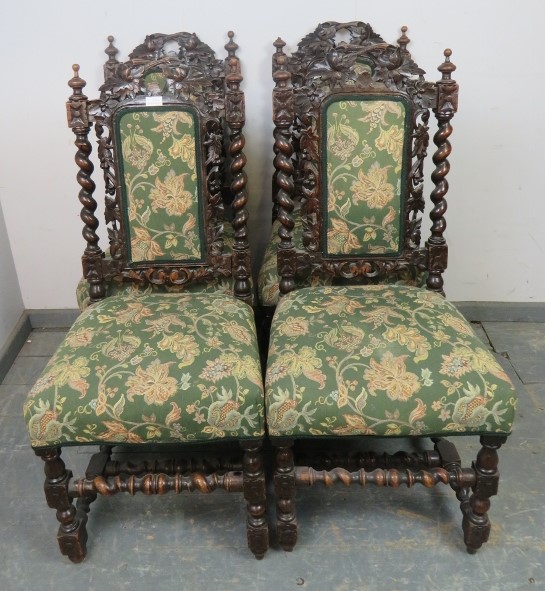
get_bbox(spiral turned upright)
[225,33,251,302]
[68,65,105,301]
[272,41,296,296]
[426,49,458,295]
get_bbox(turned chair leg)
[273,440,298,551]
[241,442,269,559]
[35,447,89,563]
[463,435,507,554]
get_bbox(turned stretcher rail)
[295,466,476,489]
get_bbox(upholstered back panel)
[323,96,409,257]
[116,106,204,264]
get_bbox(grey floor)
[1,321,544,591]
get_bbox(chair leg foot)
[462,436,507,554]
[274,442,298,551]
[242,442,269,559]
[58,514,89,563]
[36,447,89,563]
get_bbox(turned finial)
[105,35,119,63]
[438,48,456,80]
[273,38,290,84]
[397,25,410,52]
[273,37,286,54]
[225,30,238,58]
[68,64,87,98]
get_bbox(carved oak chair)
[23,31,268,562]
[264,22,517,553]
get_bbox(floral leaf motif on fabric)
[265,285,517,438]
[325,99,407,255]
[24,293,264,448]
[119,108,202,263]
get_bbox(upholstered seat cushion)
[25,292,264,448]
[257,211,426,307]
[265,285,516,438]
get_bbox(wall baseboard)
[0,312,32,383]
[27,309,79,329]
[454,301,545,323]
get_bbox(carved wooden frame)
[269,22,507,557]
[67,31,253,305]
[45,31,266,564]
[272,21,458,295]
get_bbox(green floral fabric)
[257,210,425,307]
[118,107,203,263]
[325,98,408,256]
[25,292,264,448]
[265,285,516,438]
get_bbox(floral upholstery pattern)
[24,292,264,448]
[257,210,425,307]
[324,98,408,256]
[117,107,203,263]
[265,285,516,438]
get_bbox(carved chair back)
[67,32,252,305]
[272,22,458,297]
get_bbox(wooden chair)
[264,21,517,553]
[23,31,268,562]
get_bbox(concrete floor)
[1,321,544,591]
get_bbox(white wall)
[1,0,544,308]
[0,200,24,344]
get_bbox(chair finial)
[438,48,456,80]
[272,38,290,83]
[225,30,238,59]
[273,37,286,53]
[397,25,410,53]
[105,35,119,64]
[68,64,87,98]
